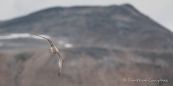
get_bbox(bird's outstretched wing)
[55,51,64,76]
[32,34,54,47]
[32,34,64,76]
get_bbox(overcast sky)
[0,0,173,31]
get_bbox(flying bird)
[33,34,64,76]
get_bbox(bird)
[32,34,64,76]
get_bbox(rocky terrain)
[0,48,172,86]
[0,4,173,86]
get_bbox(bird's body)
[51,47,58,53]
[32,34,64,76]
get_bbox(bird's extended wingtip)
[58,68,61,76]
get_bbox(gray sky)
[0,0,173,31]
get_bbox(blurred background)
[0,0,173,86]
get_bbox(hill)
[0,4,173,50]
[0,4,172,86]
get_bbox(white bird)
[33,34,64,76]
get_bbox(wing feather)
[55,51,64,76]
[33,34,54,47]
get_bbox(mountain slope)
[0,4,173,50]
[0,4,173,86]
[0,48,172,86]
